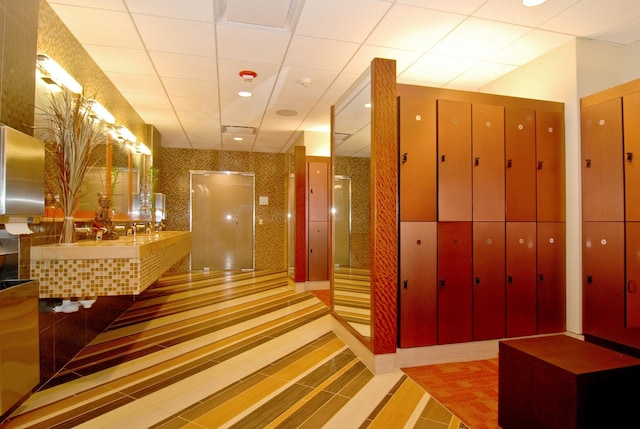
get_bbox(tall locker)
[581,99,624,222]
[437,100,472,221]
[582,222,625,332]
[626,222,640,327]
[437,222,472,344]
[472,222,505,340]
[472,104,505,221]
[536,109,565,222]
[624,92,640,221]
[536,222,566,334]
[399,96,436,221]
[506,222,537,337]
[399,222,437,347]
[505,107,536,221]
[308,160,329,280]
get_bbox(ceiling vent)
[214,0,302,31]
[222,125,256,135]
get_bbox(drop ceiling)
[45,0,640,153]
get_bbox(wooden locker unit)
[536,109,565,222]
[307,158,329,280]
[437,222,473,344]
[472,222,506,340]
[308,221,328,281]
[399,222,437,347]
[582,222,625,333]
[537,222,566,334]
[308,160,329,222]
[472,104,505,221]
[626,222,640,327]
[399,96,437,221]
[624,92,640,221]
[505,107,536,221]
[581,98,624,222]
[437,99,472,221]
[506,222,537,337]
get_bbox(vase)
[59,216,77,244]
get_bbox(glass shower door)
[190,171,255,271]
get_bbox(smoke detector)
[239,70,257,82]
[300,77,312,88]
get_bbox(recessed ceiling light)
[233,137,244,141]
[522,0,546,6]
[238,91,252,97]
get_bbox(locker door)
[536,222,566,334]
[308,160,328,222]
[308,221,328,281]
[437,222,472,344]
[473,222,505,340]
[399,222,437,347]
[626,222,640,327]
[536,109,565,222]
[505,107,536,221]
[472,104,505,221]
[438,100,472,221]
[399,96,436,221]
[624,92,640,221]
[506,222,537,337]
[583,222,625,333]
[581,99,624,221]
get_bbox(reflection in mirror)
[332,68,372,342]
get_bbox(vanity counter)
[31,231,191,298]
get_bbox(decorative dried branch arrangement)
[39,89,106,243]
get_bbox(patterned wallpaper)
[159,148,288,272]
[335,156,370,268]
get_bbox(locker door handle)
[439,279,446,288]
[538,274,544,282]
[508,275,514,284]
[403,279,408,289]
[537,161,544,170]
[587,275,593,284]
[586,159,591,168]
[474,157,480,166]
[475,276,481,286]
[627,152,633,162]
[310,248,313,253]
[310,188,314,194]
[441,154,446,162]
[507,159,513,168]
[629,280,637,293]
[402,153,408,163]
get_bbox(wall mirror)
[332,67,373,342]
[331,58,397,355]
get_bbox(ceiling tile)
[149,52,218,81]
[365,3,464,51]
[133,15,216,57]
[162,77,218,99]
[83,45,155,74]
[449,61,518,88]
[283,36,359,71]
[490,29,573,66]
[295,0,391,42]
[474,0,579,27]
[170,96,219,114]
[48,0,126,11]
[126,0,215,22]
[120,92,173,110]
[48,4,143,48]
[396,0,486,16]
[215,25,291,63]
[105,72,165,95]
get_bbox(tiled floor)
[3,270,469,428]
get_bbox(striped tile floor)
[3,270,468,429]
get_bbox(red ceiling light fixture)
[239,70,257,82]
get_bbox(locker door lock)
[586,159,591,168]
[587,275,593,284]
[402,153,408,163]
[474,157,480,166]
[474,276,481,286]
[538,274,544,282]
[629,280,637,293]
[537,161,544,170]
[508,275,514,284]
[441,154,446,162]
[627,152,633,162]
[439,279,446,288]
[403,279,408,289]
[507,159,513,168]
